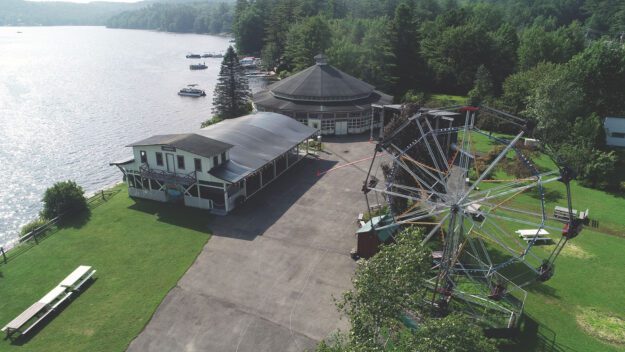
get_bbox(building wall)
[120,137,313,214]
[605,117,625,147]
[129,145,229,184]
[255,106,380,135]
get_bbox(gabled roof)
[200,112,317,183]
[267,55,375,103]
[127,133,233,158]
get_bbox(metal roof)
[265,56,376,103]
[127,133,233,159]
[200,112,317,183]
[253,89,393,113]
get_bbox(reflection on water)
[0,26,265,248]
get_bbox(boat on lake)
[178,86,206,97]
[240,57,261,69]
[186,54,201,59]
[202,53,224,58]
[189,63,207,70]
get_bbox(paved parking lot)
[127,136,377,352]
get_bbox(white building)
[604,117,625,147]
[111,112,317,214]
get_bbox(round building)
[253,54,393,135]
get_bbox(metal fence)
[0,188,121,266]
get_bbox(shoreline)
[0,181,125,252]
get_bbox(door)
[335,120,348,135]
[166,153,175,172]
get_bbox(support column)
[370,110,375,140]
[380,108,386,139]
[223,183,228,212]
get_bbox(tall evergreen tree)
[212,46,251,119]
[390,2,420,97]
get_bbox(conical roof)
[268,54,375,103]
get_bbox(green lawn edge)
[0,184,210,352]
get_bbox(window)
[611,132,625,138]
[194,158,202,171]
[156,152,163,166]
[177,155,185,169]
[140,150,147,163]
[213,156,219,167]
[221,152,227,162]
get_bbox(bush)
[41,180,88,220]
[402,90,431,105]
[20,218,48,237]
[201,116,223,128]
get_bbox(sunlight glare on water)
[0,26,264,248]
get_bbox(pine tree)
[212,46,251,119]
[389,2,420,97]
[468,65,494,106]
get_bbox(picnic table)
[516,229,550,237]
[2,265,96,339]
[515,229,551,243]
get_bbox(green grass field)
[430,94,468,106]
[457,131,625,351]
[0,185,210,351]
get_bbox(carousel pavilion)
[252,54,393,135]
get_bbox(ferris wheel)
[363,105,583,328]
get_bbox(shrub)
[41,180,88,220]
[20,218,48,237]
[201,116,223,128]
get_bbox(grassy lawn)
[456,131,625,350]
[0,185,210,351]
[430,94,468,106]
[505,228,625,351]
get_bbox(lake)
[0,26,263,248]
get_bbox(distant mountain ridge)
[0,0,230,26]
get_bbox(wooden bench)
[521,236,551,244]
[554,206,577,222]
[2,265,95,339]
[60,265,96,292]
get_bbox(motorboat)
[202,53,224,58]
[186,54,201,59]
[178,86,206,97]
[189,63,208,70]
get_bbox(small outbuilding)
[355,215,398,259]
[604,116,625,147]
[111,112,317,214]
[253,54,393,135]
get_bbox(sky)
[28,0,142,3]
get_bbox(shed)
[604,117,625,147]
[355,215,398,259]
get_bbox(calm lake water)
[0,26,262,248]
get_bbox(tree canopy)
[230,1,625,187]
[317,227,498,352]
[106,2,233,34]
